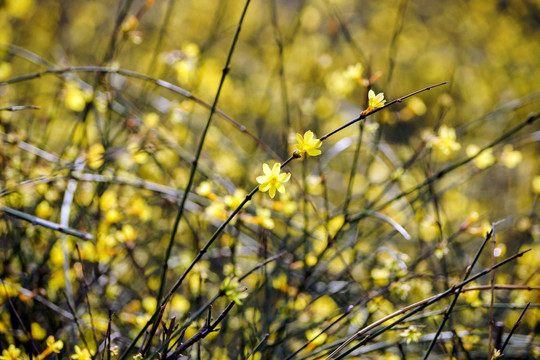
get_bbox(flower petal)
[259,183,271,192]
[296,133,303,145]
[279,172,291,183]
[263,163,271,176]
[272,163,281,175]
[269,186,276,198]
[256,176,268,184]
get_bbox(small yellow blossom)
[0,344,23,360]
[37,336,64,360]
[121,15,139,33]
[399,325,422,344]
[224,189,247,209]
[367,89,386,110]
[256,163,291,198]
[305,328,327,346]
[220,277,248,305]
[36,201,53,219]
[64,82,90,112]
[31,322,46,340]
[343,63,367,86]
[196,181,218,200]
[430,125,461,156]
[71,346,92,360]
[295,131,322,157]
[205,202,228,220]
[500,144,522,168]
[467,145,495,169]
[254,208,275,229]
[87,143,105,169]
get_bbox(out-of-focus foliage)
[0,0,539,359]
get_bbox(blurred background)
[0,0,539,359]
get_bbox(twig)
[0,105,40,111]
[60,157,85,318]
[319,82,447,141]
[243,333,269,360]
[1,206,93,240]
[499,303,530,354]
[166,301,236,359]
[487,223,497,359]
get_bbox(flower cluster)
[257,130,323,199]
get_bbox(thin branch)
[0,105,40,111]
[320,81,448,141]
[1,206,93,240]
[243,333,269,360]
[499,303,530,354]
[166,301,236,359]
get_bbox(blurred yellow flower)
[0,344,24,360]
[36,336,63,360]
[256,163,291,198]
[399,325,422,344]
[295,130,322,157]
[254,208,275,229]
[533,176,540,194]
[36,201,53,219]
[205,202,228,220]
[220,277,248,305]
[343,62,367,86]
[6,0,34,19]
[30,322,46,340]
[467,145,495,169]
[305,328,327,346]
[430,125,461,156]
[196,181,218,200]
[224,189,247,209]
[71,346,92,360]
[0,62,12,81]
[87,143,105,169]
[64,82,90,112]
[500,144,522,168]
[367,89,386,110]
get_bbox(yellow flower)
[430,125,461,156]
[36,336,64,360]
[256,163,291,198]
[0,344,23,360]
[491,349,502,359]
[500,144,522,168]
[467,144,495,169]
[71,346,92,360]
[47,336,64,353]
[295,130,322,157]
[399,325,422,344]
[368,89,386,110]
